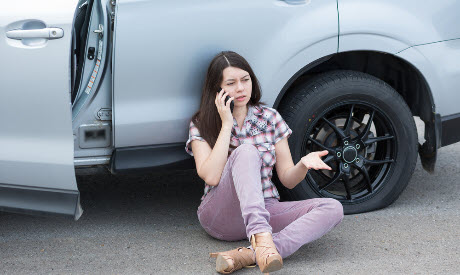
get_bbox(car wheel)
[275,70,418,214]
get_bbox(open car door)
[0,0,82,219]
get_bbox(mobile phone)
[218,90,234,112]
[225,95,235,113]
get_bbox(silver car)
[1,0,459,219]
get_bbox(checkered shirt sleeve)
[273,110,293,143]
[185,120,205,156]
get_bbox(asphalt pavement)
[1,119,459,274]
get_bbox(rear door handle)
[6,27,64,40]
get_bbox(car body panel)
[112,0,338,148]
[0,0,81,219]
[396,39,460,117]
[339,34,411,55]
[338,0,460,52]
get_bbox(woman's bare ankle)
[255,232,271,236]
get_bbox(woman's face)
[220,66,252,107]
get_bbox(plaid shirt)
[185,104,292,201]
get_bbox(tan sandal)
[250,233,283,274]
[210,247,256,274]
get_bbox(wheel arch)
[273,50,439,172]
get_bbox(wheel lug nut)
[344,141,349,145]
[356,144,360,149]
[337,152,342,157]
[344,163,349,168]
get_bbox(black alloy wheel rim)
[302,102,397,204]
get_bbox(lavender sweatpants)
[197,144,344,258]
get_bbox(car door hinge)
[110,0,116,31]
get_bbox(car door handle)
[282,0,310,4]
[6,27,64,40]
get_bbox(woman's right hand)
[215,89,234,129]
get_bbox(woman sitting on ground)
[185,51,344,274]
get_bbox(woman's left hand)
[301,150,332,170]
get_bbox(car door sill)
[110,143,195,174]
[0,183,82,220]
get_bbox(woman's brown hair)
[190,51,266,150]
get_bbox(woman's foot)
[250,232,283,273]
[210,247,256,274]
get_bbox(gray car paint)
[396,39,460,117]
[112,0,338,148]
[0,0,81,219]
[338,0,460,49]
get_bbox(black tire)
[274,70,418,214]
